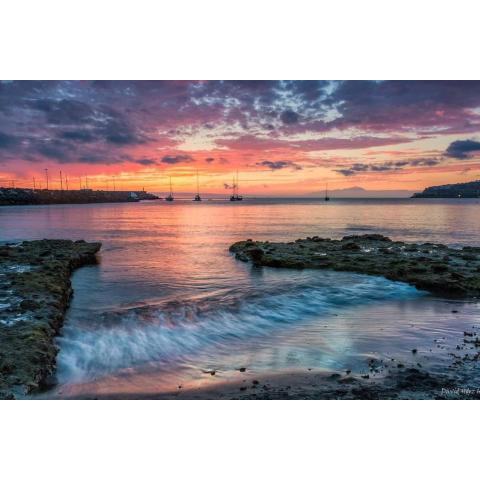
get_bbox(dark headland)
[412,180,480,198]
[0,187,159,206]
[0,240,101,399]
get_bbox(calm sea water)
[1,198,479,397]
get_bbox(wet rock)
[341,242,361,251]
[395,368,451,391]
[0,239,101,399]
[247,247,264,265]
[19,299,40,312]
[230,234,480,299]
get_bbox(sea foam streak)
[56,271,425,384]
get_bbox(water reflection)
[1,198,479,397]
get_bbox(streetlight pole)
[44,168,49,190]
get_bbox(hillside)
[412,180,480,198]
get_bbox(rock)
[341,242,361,251]
[239,367,246,372]
[19,299,40,311]
[247,247,264,264]
[0,239,101,399]
[229,234,480,299]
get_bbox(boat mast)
[196,170,200,196]
[170,176,173,196]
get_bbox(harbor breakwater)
[0,187,159,206]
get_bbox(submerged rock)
[0,239,101,399]
[230,234,480,299]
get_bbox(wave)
[56,271,425,383]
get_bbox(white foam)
[56,273,424,383]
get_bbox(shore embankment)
[0,240,101,399]
[230,234,480,298]
[0,187,159,206]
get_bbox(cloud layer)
[1,81,480,191]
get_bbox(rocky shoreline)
[230,234,480,299]
[0,239,101,399]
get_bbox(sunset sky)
[1,80,480,196]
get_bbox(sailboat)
[193,171,201,201]
[324,183,330,202]
[229,171,243,201]
[166,176,174,201]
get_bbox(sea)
[1,197,479,397]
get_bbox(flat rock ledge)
[230,234,480,299]
[0,239,101,399]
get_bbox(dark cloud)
[35,141,70,161]
[280,109,300,125]
[326,81,480,133]
[335,163,369,175]
[135,158,157,166]
[335,158,441,176]
[60,130,97,142]
[335,169,357,176]
[410,158,441,167]
[256,160,302,170]
[27,96,144,146]
[0,131,17,148]
[205,157,215,163]
[445,139,480,159]
[161,154,194,164]
[31,98,94,125]
[99,115,143,145]
[77,154,124,165]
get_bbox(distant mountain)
[325,186,418,198]
[412,180,480,198]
